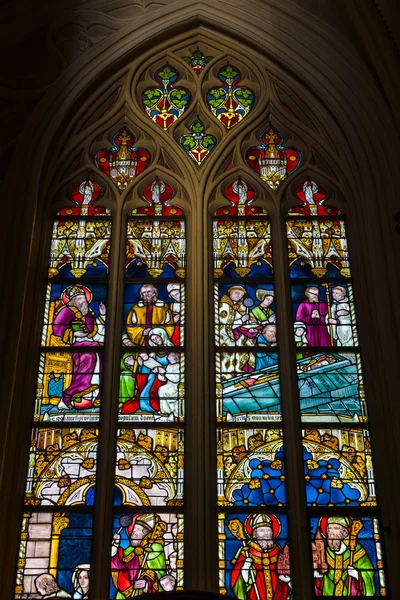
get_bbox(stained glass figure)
[25,428,98,506]
[95,127,151,190]
[58,181,110,216]
[141,65,191,130]
[179,119,217,165]
[303,428,375,506]
[216,351,281,422]
[131,179,184,217]
[183,48,212,73]
[310,515,386,596]
[34,351,102,422]
[49,183,111,279]
[110,512,184,595]
[207,65,255,130]
[291,283,358,347]
[287,218,350,279]
[114,428,183,506]
[15,512,93,599]
[215,283,276,348]
[288,180,341,217]
[40,283,106,415]
[119,351,184,422]
[296,352,367,422]
[122,283,184,348]
[246,125,301,191]
[218,512,291,598]
[217,428,286,506]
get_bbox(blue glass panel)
[303,427,375,506]
[15,512,93,599]
[218,428,286,506]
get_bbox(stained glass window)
[11,42,392,599]
[287,180,387,596]
[15,182,109,598]
[214,179,292,597]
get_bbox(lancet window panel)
[213,177,293,599]
[15,181,110,600]
[287,180,388,597]
[107,176,186,598]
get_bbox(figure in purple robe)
[295,286,330,346]
[52,285,106,411]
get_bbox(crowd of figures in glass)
[121,179,185,422]
[15,182,109,598]
[287,181,386,596]
[213,179,279,423]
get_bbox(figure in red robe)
[230,513,291,600]
[295,286,330,347]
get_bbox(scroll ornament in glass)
[303,428,376,506]
[207,64,255,130]
[24,428,98,506]
[95,127,151,191]
[183,48,212,73]
[246,125,301,191]
[180,119,217,165]
[141,65,191,130]
[49,181,111,280]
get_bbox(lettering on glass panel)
[119,351,184,422]
[296,352,367,422]
[39,283,107,418]
[216,351,281,422]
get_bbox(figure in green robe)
[314,516,376,596]
[250,289,275,327]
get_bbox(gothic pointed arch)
[1,10,400,599]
